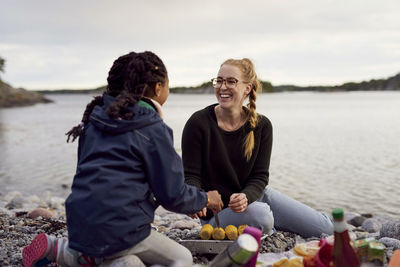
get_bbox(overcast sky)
[1,0,400,90]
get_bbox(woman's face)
[215,64,252,111]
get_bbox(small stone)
[362,218,382,233]
[5,197,24,209]
[48,197,65,210]
[157,225,167,233]
[354,231,370,240]
[378,237,400,250]
[28,208,55,219]
[61,184,69,189]
[345,212,361,222]
[360,213,374,218]
[273,239,287,250]
[347,224,356,232]
[17,239,25,246]
[380,220,400,240]
[348,215,366,227]
[171,220,199,230]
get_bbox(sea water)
[0,92,399,217]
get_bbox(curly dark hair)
[66,51,167,142]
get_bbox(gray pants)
[57,230,192,266]
[202,187,333,238]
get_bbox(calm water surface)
[0,92,399,217]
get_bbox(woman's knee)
[244,202,274,234]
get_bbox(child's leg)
[99,255,145,267]
[56,237,95,267]
[22,234,94,267]
[201,201,275,235]
[106,230,192,266]
[22,233,57,267]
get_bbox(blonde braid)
[243,87,258,161]
[221,58,262,161]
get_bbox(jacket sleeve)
[181,113,203,189]
[142,122,207,214]
[241,117,273,204]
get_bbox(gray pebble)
[362,218,382,233]
[378,237,400,250]
[380,220,400,239]
[348,215,366,227]
[5,197,25,209]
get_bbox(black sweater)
[182,104,273,218]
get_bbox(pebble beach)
[1,191,399,267]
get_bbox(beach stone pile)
[1,191,399,266]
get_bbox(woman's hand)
[206,190,224,213]
[228,193,248,213]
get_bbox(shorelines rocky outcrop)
[0,80,52,108]
[1,191,399,266]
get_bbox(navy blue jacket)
[66,95,207,257]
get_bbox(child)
[22,51,223,267]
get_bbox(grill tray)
[178,239,234,254]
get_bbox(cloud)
[1,0,400,89]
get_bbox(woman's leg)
[107,229,192,266]
[202,201,274,234]
[259,187,333,237]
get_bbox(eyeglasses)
[211,77,243,89]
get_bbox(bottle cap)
[332,208,344,219]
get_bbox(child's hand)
[188,207,207,219]
[206,190,223,213]
[228,193,248,213]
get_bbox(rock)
[344,212,361,223]
[171,220,199,230]
[362,218,382,233]
[380,220,400,239]
[354,230,370,240]
[5,197,25,209]
[348,215,366,227]
[360,213,374,218]
[153,215,161,223]
[347,224,356,232]
[28,208,55,219]
[4,191,23,202]
[26,195,41,204]
[48,197,65,210]
[61,184,69,189]
[0,81,52,108]
[378,237,400,250]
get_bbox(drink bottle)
[332,208,360,267]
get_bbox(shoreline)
[1,191,399,266]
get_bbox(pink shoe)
[22,233,55,267]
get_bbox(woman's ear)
[245,83,253,95]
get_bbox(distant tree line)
[0,56,5,76]
[169,72,400,93]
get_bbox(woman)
[182,58,333,238]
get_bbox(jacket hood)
[89,95,162,134]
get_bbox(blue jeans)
[201,187,333,238]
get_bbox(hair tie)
[154,66,159,70]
